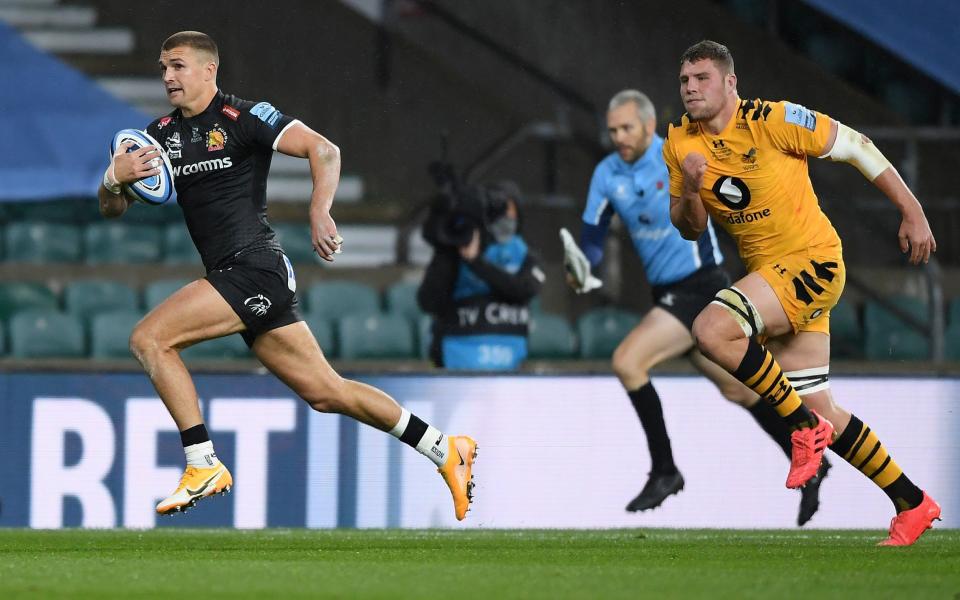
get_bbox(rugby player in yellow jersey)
[664,40,940,546]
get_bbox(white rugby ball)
[110,128,175,205]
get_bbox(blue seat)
[339,312,415,359]
[528,313,577,359]
[306,281,380,318]
[144,278,191,310]
[864,296,929,360]
[272,223,316,265]
[163,224,199,265]
[10,309,85,358]
[304,313,337,358]
[576,307,640,359]
[181,334,250,360]
[65,280,139,320]
[84,222,162,264]
[829,300,862,359]
[90,310,143,359]
[385,281,423,320]
[0,282,58,320]
[5,222,82,263]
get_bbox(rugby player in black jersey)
[97,31,477,520]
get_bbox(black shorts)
[206,248,303,347]
[650,266,731,331]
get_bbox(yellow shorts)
[755,252,846,334]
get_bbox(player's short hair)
[608,89,656,123]
[161,31,219,66]
[680,40,734,75]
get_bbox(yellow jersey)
[663,99,841,271]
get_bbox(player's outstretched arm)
[276,123,342,261]
[670,152,708,240]
[820,120,936,264]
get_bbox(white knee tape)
[710,286,765,338]
[784,366,830,396]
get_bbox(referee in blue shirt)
[573,90,829,524]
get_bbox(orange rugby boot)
[437,435,477,521]
[786,411,834,489]
[156,463,233,515]
[878,492,942,546]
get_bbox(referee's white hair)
[608,90,656,122]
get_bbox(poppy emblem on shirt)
[656,180,664,190]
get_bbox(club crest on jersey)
[244,294,272,317]
[206,124,228,152]
[221,105,240,121]
[165,131,182,159]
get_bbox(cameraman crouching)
[418,181,545,370]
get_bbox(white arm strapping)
[819,122,891,181]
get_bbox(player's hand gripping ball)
[110,129,175,205]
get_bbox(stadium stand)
[162,223,199,265]
[384,281,423,321]
[10,309,85,358]
[339,312,415,359]
[65,279,139,320]
[181,334,250,360]
[306,281,380,318]
[144,279,190,310]
[84,222,162,264]
[829,299,863,359]
[576,308,640,359]
[528,313,577,359]
[90,310,143,359]
[303,313,338,358]
[0,282,58,320]
[5,222,82,263]
[864,296,930,360]
[272,222,317,265]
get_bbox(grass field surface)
[1,528,958,599]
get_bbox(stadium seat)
[385,281,423,320]
[181,334,250,360]
[576,307,640,359]
[339,312,415,359]
[0,321,6,355]
[163,223,199,265]
[84,222,162,264]
[144,278,191,310]
[306,281,380,318]
[528,313,577,359]
[0,282,58,320]
[304,313,337,358]
[9,309,85,358]
[124,201,181,225]
[65,280,139,320]
[864,296,929,360]
[272,222,316,265]
[949,298,960,327]
[90,310,143,359]
[5,222,82,263]
[945,323,960,361]
[4,199,100,224]
[829,300,862,359]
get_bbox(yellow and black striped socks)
[732,338,817,430]
[830,414,923,512]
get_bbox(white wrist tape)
[102,161,121,194]
[820,122,891,181]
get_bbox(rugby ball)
[110,129,175,205]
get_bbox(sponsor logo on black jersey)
[172,156,233,177]
[221,105,240,121]
[158,116,173,129]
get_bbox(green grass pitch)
[1,529,958,599]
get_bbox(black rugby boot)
[626,470,685,512]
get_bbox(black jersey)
[146,91,297,271]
